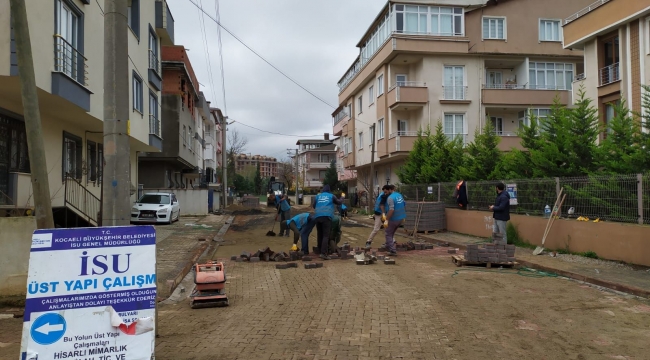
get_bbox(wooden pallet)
[451,255,518,269]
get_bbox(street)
[153,206,650,360]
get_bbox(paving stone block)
[302,256,312,262]
[275,264,288,270]
[377,255,385,260]
[304,263,316,269]
[384,259,396,265]
[425,244,434,249]
[356,260,367,265]
[287,262,298,268]
[230,256,237,261]
[235,257,244,262]
[250,257,260,262]
[241,251,251,260]
[315,263,324,268]
[447,249,457,254]
[262,253,270,262]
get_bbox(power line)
[229,119,330,138]
[187,0,337,110]
[214,0,228,115]
[196,0,217,102]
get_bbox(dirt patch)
[229,208,264,215]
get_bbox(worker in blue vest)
[384,185,406,256]
[275,194,292,237]
[365,185,390,249]
[311,184,342,260]
[280,212,313,251]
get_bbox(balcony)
[148,50,162,91]
[333,108,349,136]
[148,115,162,151]
[387,131,418,154]
[482,84,571,106]
[441,86,469,103]
[599,63,620,86]
[387,82,428,110]
[494,132,524,151]
[306,162,331,170]
[155,0,175,46]
[52,35,92,112]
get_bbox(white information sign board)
[19,226,157,360]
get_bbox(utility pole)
[369,124,376,198]
[102,0,130,226]
[222,117,228,208]
[10,0,54,229]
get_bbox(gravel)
[553,253,634,269]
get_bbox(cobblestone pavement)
[154,211,650,360]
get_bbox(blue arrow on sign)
[30,313,67,345]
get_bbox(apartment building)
[295,139,336,190]
[235,154,280,179]
[563,0,650,134]
[0,0,172,226]
[204,107,224,184]
[333,0,594,194]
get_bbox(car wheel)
[175,210,180,222]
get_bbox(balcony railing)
[575,73,586,81]
[442,86,468,100]
[388,131,418,139]
[599,63,620,86]
[482,83,525,90]
[564,0,611,24]
[333,109,349,125]
[493,131,518,137]
[445,133,468,144]
[54,35,88,86]
[148,50,161,74]
[149,114,161,138]
[389,81,427,91]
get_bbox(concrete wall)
[143,188,208,215]
[0,217,36,297]
[446,208,650,267]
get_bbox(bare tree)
[279,158,294,190]
[356,169,378,201]
[227,128,248,158]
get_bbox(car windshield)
[138,194,170,205]
[271,183,282,191]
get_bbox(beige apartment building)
[235,154,281,179]
[0,0,173,226]
[563,0,650,134]
[295,139,336,191]
[333,0,594,194]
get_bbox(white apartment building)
[295,139,336,191]
[0,0,173,226]
[333,0,595,195]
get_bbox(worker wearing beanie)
[385,185,406,256]
[311,184,342,260]
[280,212,313,251]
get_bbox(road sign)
[19,226,157,360]
[30,313,66,345]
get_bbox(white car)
[131,192,180,224]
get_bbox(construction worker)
[384,185,406,256]
[365,185,390,249]
[275,194,292,237]
[328,214,342,253]
[311,184,342,260]
[280,212,313,251]
[300,213,342,255]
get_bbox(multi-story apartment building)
[0,0,172,226]
[138,45,204,189]
[204,107,223,185]
[563,0,650,135]
[295,139,336,190]
[235,154,280,179]
[333,0,594,195]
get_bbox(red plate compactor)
[190,261,229,309]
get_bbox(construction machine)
[266,176,288,207]
[189,261,229,309]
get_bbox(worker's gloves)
[381,213,386,222]
[290,244,298,251]
[383,220,388,227]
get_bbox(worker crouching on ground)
[365,185,389,249]
[280,212,313,251]
[489,182,510,245]
[275,194,292,237]
[299,214,342,256]
[311,184,343,260]
[384,185,406,256]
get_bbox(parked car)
[131,192,180,224]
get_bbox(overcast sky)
[166,0,384,162]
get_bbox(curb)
[158,216,235,302]
[348,215,650,299]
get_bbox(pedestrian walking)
[365,185,389,249]
[280,212,312,251]
[384,185,406,256]
[275,194,292,237]
[489,183,510,245]
[454,180,468,210]
[311,184,342,260]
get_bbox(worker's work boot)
[364,241,372,250]
[320,254,331,261]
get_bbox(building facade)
[333,0,595,195]
[0,0,173,226]
[235,154,280,179]
[295,139,336,190]
[562,0,650,135]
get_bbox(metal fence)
[397,173,649,225]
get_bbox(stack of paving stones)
[404,202,446,232]
[463,243,516,263]
[380,241,434,252]
[232,247,290,263]
[241,196,260,208]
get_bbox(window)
[133,72,143,113]
[377,75,384,95]
[319,170,327,181]
[395,74,408,87]
[55,0,82,82]
[529,62,574,90]
[358,132,364,149]
[490,117,504,135]
[369,86,374,104]
[149,92,160,137]
[1,115,30,174]
[148,29,159,73]
[378,118,385,139]
[539,20,560,41]
[97,143,103,183]
[394,5,463,36]
[358,96,363,114]
[486,71,503,88]
[182,125,187,146]
[86,140,103,183]
[604,101,620,137]
[397,120,408,135]
[127,0,140,38]
[443,66,465,100]
[518,109,551,129]
[444,114,465,142]
[63,132,82,180]
[188,127,193,151]
[483,17,505,40]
